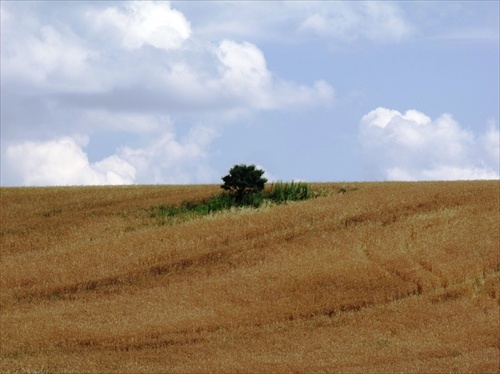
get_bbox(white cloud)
[217,40,271,107]
[91,1,191,51]
[118,125,218,184]
[360,107,499,181]
[215,40,334,111]
[361,107,431,129]
[4,137,136,186]
[3,124,218,186]
[1,22,95,88]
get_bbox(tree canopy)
[221,164,267,202]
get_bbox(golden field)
[0,181,498,373]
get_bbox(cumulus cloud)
[91,1,191,51]
[360,107,499,181]
[4,137,136,186]
[118,125,218,184]
[1,21,95,88]
[216,40,334,110]
[3,125,218,186]
[217,40,271,107]
[84,3,334,114]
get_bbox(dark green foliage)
[221,164,267,203]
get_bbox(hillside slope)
[1,181,498,373]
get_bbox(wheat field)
[0,181,498,373]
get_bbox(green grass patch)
[268,181,313,203]
[149,182,315,222]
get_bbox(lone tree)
[221,164,267,203]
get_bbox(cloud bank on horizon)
[360,108,499,181]
[1,1,498,186]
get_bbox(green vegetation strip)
[150,182,314,220]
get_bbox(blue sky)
[1,1,498,186]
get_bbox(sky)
[1,1,499,186]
